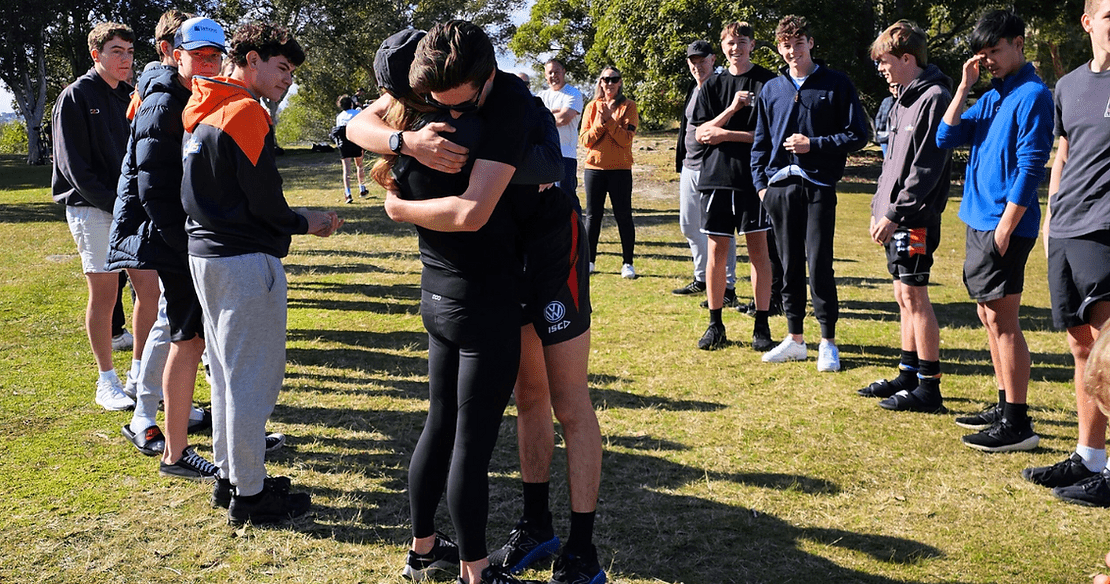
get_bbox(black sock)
[709,308,723,327]
[900,350,919,370]
[894,351,919,388]
[1003,401,1030,425]
[915,360,941,397]
[565,511,596,555]
[522,482,550,524]
[997,389,1006,407]
[754,310,768,328]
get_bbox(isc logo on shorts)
[544,301,566,323]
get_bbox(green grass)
[0,139,1106,583]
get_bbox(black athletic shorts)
[338,141,364,159]
[520,209,591,346]
[157,269,204,342]
[699,188,771,237]
[962,226,1036,303]
[1048,232,1110,329]
[885,224,940,286]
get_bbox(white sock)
[98,369,120,384]
[129,414,157,433]
[129,359,141,379]
[1076,445,1107,472]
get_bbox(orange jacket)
[579,97,638,170]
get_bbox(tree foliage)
[509,0,1088,127]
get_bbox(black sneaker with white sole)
[960,418,1039,452]
[1022,453,1099,488]
[1052,469,1110,507]
[159,446,218,482]
[488,515,560,574]
[550,545,606,584]
[402,532,460,581]
[954,402,1002,431]
[265,432,287,454]
[671,280,705,295]
[227,478,310,525]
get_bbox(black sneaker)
[961,418,1039,452]
[212,476,292,509]
[700,288,737,309]
[187,408,212,434]
[954,402,1002,430]
[488,516,560,574]
[227,478,310,525]
[1052,469,1110,507]
[751,321,773,352]
[697,323,727,351]
[265,432,287,454]
[550,545,606,584]
[878,388,945,413]
[159,447,219,482]
[402,531,460,581]
[672,280,705,295]
[857,379,903,399]
[359,187,370,198]
[1022,453,1099,488]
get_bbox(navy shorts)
[885,225,940,286]
[699,188,771,237]
[962,226,1035,303]
[157,269,204,342]
[1048,232,1110,329]
[521,209,591,346]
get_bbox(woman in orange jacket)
[579,66,639,278]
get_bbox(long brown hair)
[369,96,435,191]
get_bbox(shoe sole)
[961,434,1040,453]
[817,364,840,372]
[762,354,806,363]
[506,536,561,574]
[96,399,135,411]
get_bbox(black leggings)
[409,290,521,561]
[583,168,635,264]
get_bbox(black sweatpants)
[583,168,635,265]
[409,290,521,562]
[762,177,838,339]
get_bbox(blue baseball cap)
[174,17,226,53]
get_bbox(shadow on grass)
[840,343,1073,382]
[592,387,726,412]
[0,201,65,224]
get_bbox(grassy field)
[0,132,1106,584]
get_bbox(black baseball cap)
[374,28,426,97]
[687,40,713,58]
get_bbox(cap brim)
[179,41,227,53]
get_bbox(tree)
[0,0,58,164]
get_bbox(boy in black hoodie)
[860,21,954,417]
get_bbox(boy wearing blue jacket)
[936,9,1053,452]
[750,15,869,372]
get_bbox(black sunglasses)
[600,76,621,84]
[423,84,482,114]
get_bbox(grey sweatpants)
[189,253,287,497]
[130,286,170,431]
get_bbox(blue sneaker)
[550,545,606,584]
[488,515,560,574]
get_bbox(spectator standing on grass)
[538,59,583,198]
[52,21,161,411]
[181,22,342,525]
[108,12,224,480]
[1022,0,1110,503]
[580,66,638,278]
[936,9,1052,452]
[672,39,738,307]
[750,15,869,372]
[858,21,954,415]
[874,82,897,157]
[691,24,777,353]
[332,94,368,204]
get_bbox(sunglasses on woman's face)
[600,76,621,84]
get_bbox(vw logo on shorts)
[544,301,566,323]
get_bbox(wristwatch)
[389,130,405,154]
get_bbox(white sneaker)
[761,337,807,363]
[95,377,136,411]
[621,263,637,279]
[111,329,133,351]
[817,340,841,372]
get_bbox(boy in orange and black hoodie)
[181,22,342,525]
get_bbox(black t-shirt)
[692,65,776,191]
[394,113,520,303]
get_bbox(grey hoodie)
[871,63,953,228]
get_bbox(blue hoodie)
[936,62,1053,238]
